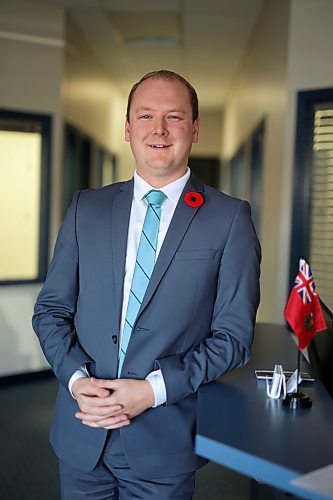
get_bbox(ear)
[125,119,130,142]
[192,118,200,144]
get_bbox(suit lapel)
[139,175,205,314]
[111,179,134,328]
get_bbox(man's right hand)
[72,377,131,429]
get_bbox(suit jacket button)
[112,335,118,344]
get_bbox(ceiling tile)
[109,12,180,42]
[37,0,266,109]
[103,0,180,13]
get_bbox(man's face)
[125,78,199,186]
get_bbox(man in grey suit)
[33,70,261,499]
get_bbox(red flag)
[284,258,326,350]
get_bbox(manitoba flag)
[284,258,326,350]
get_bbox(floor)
[0,375,292,499]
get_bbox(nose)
[153,117,168,136]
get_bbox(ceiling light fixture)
[126,37,179,47]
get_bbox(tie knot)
[145,190,166,207]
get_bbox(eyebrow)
[135,107,186,114]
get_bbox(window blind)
[309,107,333,310]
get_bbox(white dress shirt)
[69,168,191,407]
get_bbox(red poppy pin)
[184,191,204,207]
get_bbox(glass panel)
[0,130,41,280]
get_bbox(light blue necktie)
[118,189,167,376]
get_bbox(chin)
[147,162,173,172]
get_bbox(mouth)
[148,144,171,149]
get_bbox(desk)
[195,323,333,499]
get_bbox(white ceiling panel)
[102,0,180,12]
[184,15,258,47]
[31,0,265,110]
[109,12,180,42]
[184,0,264,16]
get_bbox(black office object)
[308,298,333,399]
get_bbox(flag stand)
[283,349,312,409]
[283,257,326,408]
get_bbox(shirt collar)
[133,168,191,204]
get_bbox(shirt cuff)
[146,369,167,407]
[68,365,89,398]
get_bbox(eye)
[139,114,152,120]
[168,115,182,121]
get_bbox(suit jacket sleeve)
[155,200,261,405]
[32,191,94,388]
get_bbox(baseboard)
[0,368,55,386]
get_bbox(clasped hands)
[73,377,155,430]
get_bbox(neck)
[136,169,188,188]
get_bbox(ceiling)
[35,0,265,110]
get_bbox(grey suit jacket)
[32,174,261,478]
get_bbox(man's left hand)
[75,378,155,429]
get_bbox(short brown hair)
[126,70,199,123]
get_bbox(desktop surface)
[196,323,333,499]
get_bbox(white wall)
[63,16,134,183]
[279,0,333,325]
[0,285,46,375]
[0,0,65,375]
[63,21,224,184]
[0,4,134,377]
[221,0,290,323]
[2,0,333,376]
[192,110,223,158]
[222,0,333,323]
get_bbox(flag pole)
[283,257,326,409]
[296,348,300,395]
[283,342,312,409]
